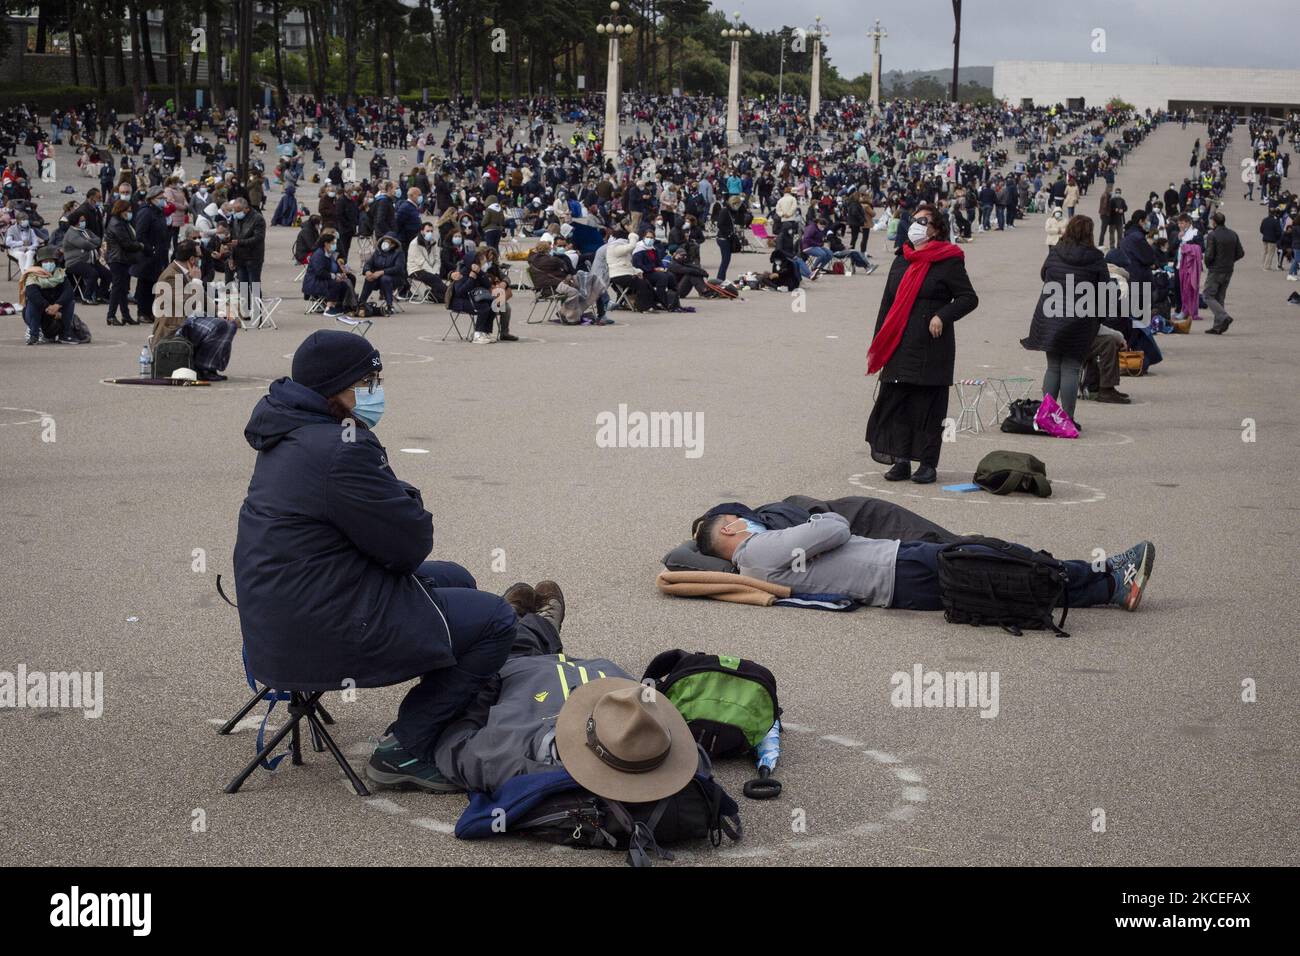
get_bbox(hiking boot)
[911,464,938,484]
[502,582,538,618]
[1109,541,1155,611]
[1095,388,1131,404]
[883,460,912,481]
[533,580,565,633]
[365,736,463,793]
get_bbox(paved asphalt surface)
[2,119,1297,867]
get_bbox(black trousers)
[68,259,111,299]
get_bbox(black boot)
[498,313,518,342]
[883,460,912,481]
[911,465,938,484]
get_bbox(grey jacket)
[61,226,101,267]
[733,512,901,607]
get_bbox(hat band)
[585,716,669,774]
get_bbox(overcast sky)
[722,0,1295,78]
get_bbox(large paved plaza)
[3,119,1297,866]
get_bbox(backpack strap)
[605,799,675,868]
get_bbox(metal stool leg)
[305,709,370,796]
[224,712,302,794]
[218,686,270,735]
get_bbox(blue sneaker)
[1108,542,1155,611]
[365,736,463,793]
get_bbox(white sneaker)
[1288,275,1298,281]
[471,332,492,344]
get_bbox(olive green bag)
[974,450,1052,497]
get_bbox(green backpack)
[642,650,780,758]
[974,450,1052,498]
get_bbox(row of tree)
[5,0,988,108]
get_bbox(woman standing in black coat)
[866,202,979,484]
[1021,215,1110,420]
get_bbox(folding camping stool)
[954,378,989,434]
[443,308,471,341]
[334,315,373,336]
[526,288,561,324]
[987,376,1035,427]
[293,262,307,282]
[608,283,632,311]
[242,295,282,330]
[219,685,369,796]
[304,296,326,314]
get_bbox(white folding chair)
[334,315,373,336]
[304,297,326,314]
[242,295,282,330]
[608,283,632,311]
[293,263,307,281]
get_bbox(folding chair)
[6,252,19,282]
[293,262,307,282]
[608,283,632,311]
[527,288,561,324]
[68,270,94,304]
[954,378,989,434]
[304,296,326,314]
[242,295,282,330]
[219,685,369,797]
[443,308,471,342]
[334,315,373,336]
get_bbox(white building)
[993,61,1300,118]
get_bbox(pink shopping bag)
[1033,391,1079,439]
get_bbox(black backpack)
[642,650,781,758]
[511,746,742,867]
[937,535,1071,637]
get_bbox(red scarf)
[866,240,964,375]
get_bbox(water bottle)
[139,344,152,378]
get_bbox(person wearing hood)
[234,331,530,792]
[1022,215,1128,417]
[1045,207,1066,246]
[358,232,407,314]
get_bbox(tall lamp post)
[806,16,829,132]
[867,19,888,114]
[721,11,751,149]
[597,2,634,164]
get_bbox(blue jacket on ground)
[233,378,452,691]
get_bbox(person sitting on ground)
[149,240,238,381]
[19,246,81,345]
[233,332,522,793]
[303,230,357,317]
[357,232,407,315]
[693,511,1155,614]
[665,246,714,299]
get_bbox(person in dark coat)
[358,232,406,313]
[302,231,357,315]
[1021,214,1113,419]
[234,331,542,792]
[104,200,142,325]
[131,186,170,321]
[866,202,979,485]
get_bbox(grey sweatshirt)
[732,512,901,607]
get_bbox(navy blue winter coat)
[302,246,343,300]
[233,378,452,691]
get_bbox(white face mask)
[907,221,930,245]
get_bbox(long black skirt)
[866,382,949,468]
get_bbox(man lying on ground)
[693,510,1154,612]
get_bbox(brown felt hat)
[555,678,697,803]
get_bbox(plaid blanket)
[179,315,237,372]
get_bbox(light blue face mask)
[352,385,385,428]
[743,519,767,535]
